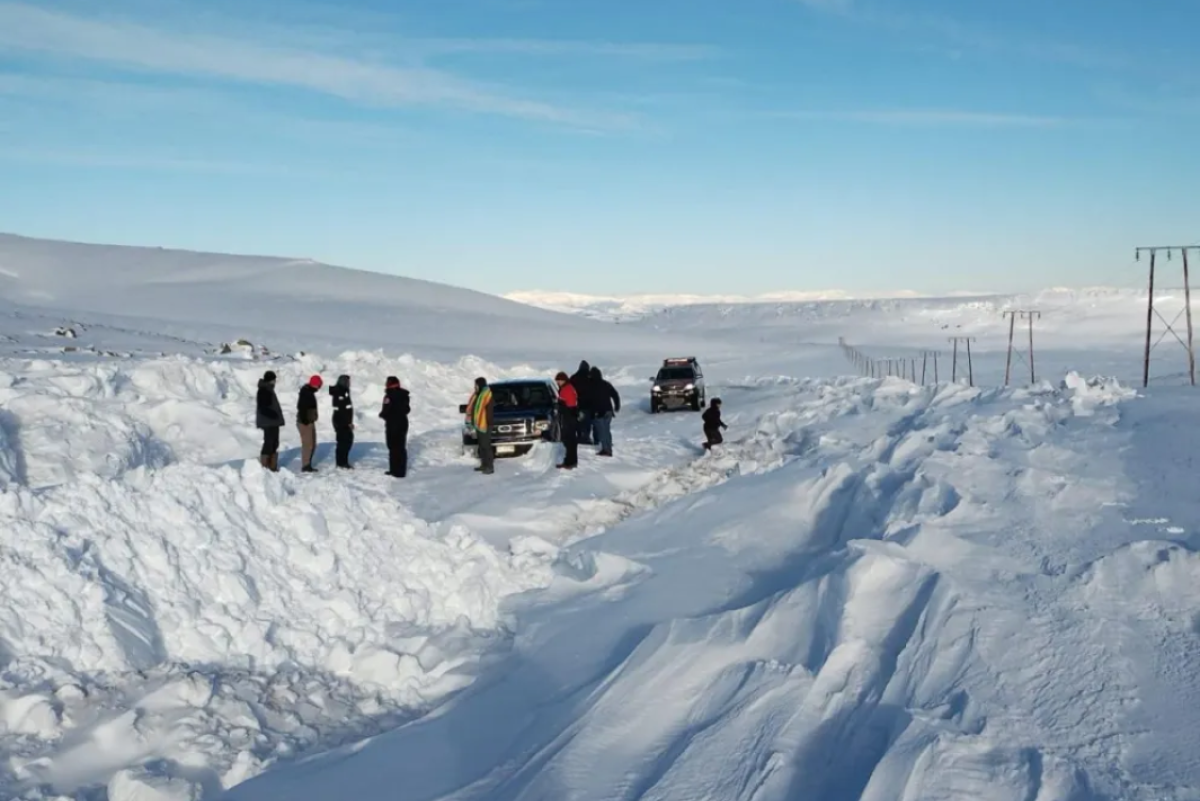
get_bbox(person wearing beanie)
[554,370,579,469]
[378,375,411,477]
[330,374,355,469]
[297,374,322,471]
[255,370,284,471]
[588,365,621,457]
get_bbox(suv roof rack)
[663,357,697,365]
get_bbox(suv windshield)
[657,367,695,381]
[492,382,554,411]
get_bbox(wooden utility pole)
[1136,246,1198,386]
[947,336,975,386]
[1003,311,1040,385]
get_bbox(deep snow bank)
[0,351,545,489]
[0,459,561,799]
[229,372,1193,801]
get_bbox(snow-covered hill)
[2,235,1199,801]
[0,234,696,363]
[503,288,937,321]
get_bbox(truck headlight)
[533,420,550,431]
[652,385,661,392]
[685,383,694,390]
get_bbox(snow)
[2,234,1200,801]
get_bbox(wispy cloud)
[413,38,718,61]
[0,2,651,131]
[791,1,1128,72]
[0,145,302,175]
[774,108,1073,127]
[793,0,854,12]
[0,72,434,148]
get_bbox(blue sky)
[1,0,1198,296]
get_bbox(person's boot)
[258,454,268,468]
[269,453,279,471]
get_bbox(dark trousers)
[335,424,354,467]
[560,422,578,467]
[477,430,494,473]
[387,425,408,476]
[261,426,279,456]
[577,410,593,444]
[704,427,723,449]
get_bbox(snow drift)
[229,372,1199,801]
[0,459,561,798]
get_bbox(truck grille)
[495,420,530,435]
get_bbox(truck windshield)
[657,367,695,381]
[492,382,554,410]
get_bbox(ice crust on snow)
[3,234,1200,801]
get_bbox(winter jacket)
[329,375,353,429]
[557,380,579,432]
[571,361,595,412]
[297,385,319,425]
[589,367,621,416]
[702,405,726,432]
[256,379,284,429]
[379,386,411,429]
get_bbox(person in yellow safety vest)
[469,376,494,474]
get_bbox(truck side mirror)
[458,404,468,414]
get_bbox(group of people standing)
[254,362,727,478]
[255,371,411,477]
[461,362,622,474]
[550,361,622,470]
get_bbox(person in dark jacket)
[378,375,411,477]
[588,366,621,457]
[702,397,727,450]
[297,375,322,471]
[570,360,594,445]
[554,371,579,469]
[256,370,284,471]
[329,374,355,469]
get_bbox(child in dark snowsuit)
[702,397,727,450]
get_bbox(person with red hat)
[297,374,322,472]
[554,371,579,470]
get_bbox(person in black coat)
[702,397,727,450]
[379,375,411,477]
[588,366,621,457]
[256,370,284,471]
[329,374,355,469]
[570,360,594,445]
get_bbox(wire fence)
[838,337,975,386]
